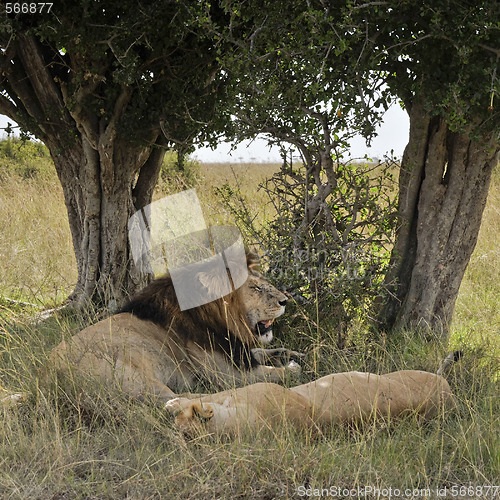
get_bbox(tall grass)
[0,320,498,498]
[0,139,76,309]
[0,141,498,498]
[451,166,500,353]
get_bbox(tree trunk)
[379,101,499,338]
[48,134,166,308]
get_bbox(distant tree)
[0,1,226,306]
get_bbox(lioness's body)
[167,370,454,436]
[50,254,301,400]
[290,370,454,427]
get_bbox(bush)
[156,150,201,194]
[0,138,54,180]
[216,157,397,347]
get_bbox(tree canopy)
[1,1,229,150]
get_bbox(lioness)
[289,369,455,426]
[50,253,302,401]
[166,370,455,437]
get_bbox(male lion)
[50,253,302,401]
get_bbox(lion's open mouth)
[254,319,274,344]
[256,319,274,335]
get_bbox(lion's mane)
[119,266,259,370]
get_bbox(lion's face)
[238,272,287,344]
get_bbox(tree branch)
[133,137,168,210]
[479,43,500,57]
[59,53,111,150]
[17,35,67,118]
[0,95,19,122]
[98,85,133,192]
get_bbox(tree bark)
[380,101,500,338]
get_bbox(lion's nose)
[279,290,291,306]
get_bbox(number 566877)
[5,3,53,14]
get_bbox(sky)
[0,103,410,163]
[194,104,410,163]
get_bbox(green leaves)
[1,0,230,147]
[364,0,499,130]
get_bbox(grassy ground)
[0,141,499,499]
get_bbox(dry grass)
[196,162,281,227]
[0,319,498,499]
[0,162,76,308]
[0,143,498,498]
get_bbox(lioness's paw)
[165,397,186,414]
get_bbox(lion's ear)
[191,403,214,422]
[246,251,260,272]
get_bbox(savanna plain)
[0,139,499,499]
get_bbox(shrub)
[216,156,397,347]
[0,138,54,180]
